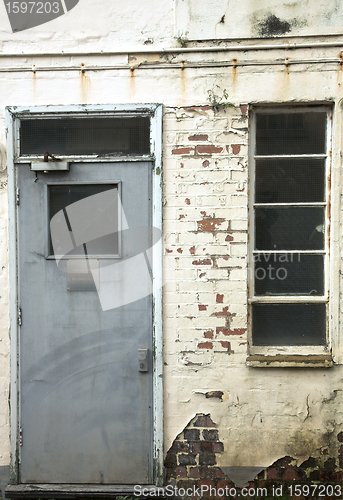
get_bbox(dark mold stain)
[257,14,291,37]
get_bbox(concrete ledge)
[5,484,167,499]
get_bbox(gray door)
[17,162,153,484]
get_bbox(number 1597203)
[5,2,60,14]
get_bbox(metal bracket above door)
[31,162,70,172]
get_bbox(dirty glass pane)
[255,159,325,203]
[256,112,326,155]
[20,117,150,156]
[255,207,324,250]
[49,184,118,256]
[252,303,326,345]
[254,253,324,296]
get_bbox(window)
[20,116,151,157]
[248,107,331,362]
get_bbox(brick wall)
[163,104,249,367]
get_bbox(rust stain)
[129,67,136,98]
[338,53,343,87]
[284,57,290,75]
[32,65,36,102]
[232,58,237,88]
[180,61,186,103]
[80,63,91,104]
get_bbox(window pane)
[254,253,324,296]
[256,112,326,155]
[49,184,118,256]
[255,159,325,203]
[21,117,150,156]
[255,207,324,250]
[252,303,326,345]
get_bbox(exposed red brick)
[170,441,190,453]
[176,466,187,478]
[338,432,343,442]
[197,218,225,232]
[189,467,200,478]
[185,198,191,205]
[227,328,247,335]
[198,304,207,311]
[202,160,210,167]
[189,246,195,255]
[216,327,230,336]
[321,448,329,455]
[189,134,209,141]
[190,442,201,453]
[220,341,229,348]
[184,428,201,441]
[205,391,224,400]
[193,415,216,427]
[198,479,215,489]
[216,294,224,303]
[201,441,213,453]
[178,453,197,466]
[202,429,219,442]
[214,307,235,317]
[166,249,172,253]
[192,258,212,265]
[217,327,246,336]
[225,233,234,241]
[332,470,343,481]
[199,272,206,278]
[267,468,279,480]
[180,162,184,168]
[231,144,241,155]
[196,145,223,155]
[204,330,214,339]
[217,479,230,490]
[198,342,213,349]
[283,468,296,480]
[179,214,185,219]
[177,248,183,254]
[200,211,210,218]
[213,442,224,453]
[172,147,194,155]
[339,445,343,455]
[240,104,248,115]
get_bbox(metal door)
[17,162,154,484]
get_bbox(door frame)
[6,104,164,487]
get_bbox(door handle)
[138,348,149,372]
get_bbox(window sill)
[246,354,333,368]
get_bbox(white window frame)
[247,105,333,367]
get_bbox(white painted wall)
[175,0,343,40]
